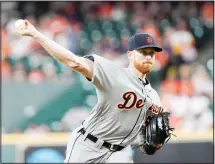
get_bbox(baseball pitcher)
[14,19,174,163]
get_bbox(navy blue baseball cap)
[128,33,162,52]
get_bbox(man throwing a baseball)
[15,19,174,163]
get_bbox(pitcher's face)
[128,47,155,74]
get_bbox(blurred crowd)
[2,1,213,133]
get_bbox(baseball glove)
[141,106,175,155]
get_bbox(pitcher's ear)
[127,51,133,60]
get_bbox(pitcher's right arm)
[15,19,94,80]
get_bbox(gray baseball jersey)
[64,54,162,163]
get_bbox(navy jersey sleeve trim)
[83,55,95,62]
[83,55,94,81]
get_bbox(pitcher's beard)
[134,62,153,74]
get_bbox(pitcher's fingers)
[24,19,29,26]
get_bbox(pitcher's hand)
[14,19,38,37]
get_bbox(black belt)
[78,128,124,152]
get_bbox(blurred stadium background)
[1,1,214,163]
